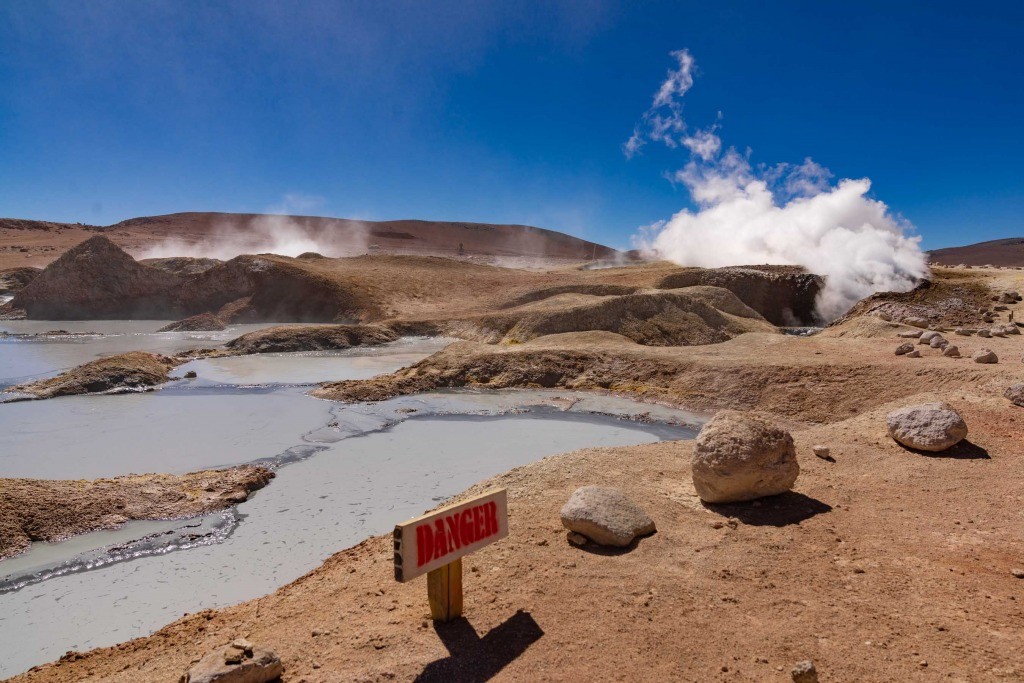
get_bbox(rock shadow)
[703,491,832,527]
[570,530,656,556]
[415,610,544,683]
[899,439,990,460]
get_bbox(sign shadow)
[415,610,544,683]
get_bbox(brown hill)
[928,237,1024,267]
[0,212,618,268]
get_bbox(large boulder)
[691,411,799,503]
[181,640,282,683]
[559,486,655,547]
[972,348,998,364]
[886,402,968,452]
[1005,383,1024,407]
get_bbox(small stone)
[918,331,940,345]
[929,336,948,349]
[185,644,283,683]
[566,531,588,546]
[978,328,992,338]
[791,659,818,683]
[1011,568,1024,578]
[905,349,921,358]
[972,348,998,364]
[184,370,198,379]
[894,343,914,355]
[897,330,923,338]
[560,486,655,547]
[919,660,928,667]
[223,650,243,665]
[942,345,960,357]
[812,445,830,459]
[905,317,928,328]
[886,402,968,452]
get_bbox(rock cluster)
[691,411,799,503]
[886,403,968,452]
[559,486,655,547]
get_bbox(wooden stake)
[426,557,463,621]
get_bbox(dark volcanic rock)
[656,265,823,325]
[157,312,227,332]
[9,236,183,318]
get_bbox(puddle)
[0,391,698,677]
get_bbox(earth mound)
[0,266,41,294]
[832,275,991,328]
[7,237,183,318]
[655,265,823,325]
[140,256,222,276]
[10,351,176,399]
[458,288,773,345]
[224,324,398,354]
[157,313,227,332]
[0,466,273,560]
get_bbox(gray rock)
[895,343,914,355]
[181,643,283,683]
[691,411,799,503]
[1005,324,1021,335]
[1005,383,1024,407]
[897,330,923,339]
[977,329,992,338]
[905,349,921,358]
[918,330,940,345]
[886,402,968,452]
[812,445,831,459]
[791,660,818,683]
[991,328,1006,338]
[929,336,948,349]
[904,317,928,328]
[560,486,655,547]
[973,348,998,364]
[942,345,960,357]
[954,328,973,336]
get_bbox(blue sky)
[1,1,1021,250]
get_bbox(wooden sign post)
[393,489,508,622]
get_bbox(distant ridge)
[928,237,1024,267]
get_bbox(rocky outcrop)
[886,402,968,452]
[9,351,176,399]
[559,486,655,547]
[656,265,823,326]
[181,640,283,683]
[834,278,990,329]
[0,466,273,560]
[690,411,800,503]
[8,237,183,318]
[224,324,398,354]
[158,313,227,332]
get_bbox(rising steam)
[629,50,929,321]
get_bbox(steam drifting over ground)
[629,50,929,321]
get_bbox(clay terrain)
[2,231,1024,682]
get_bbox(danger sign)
[393,489,508,582]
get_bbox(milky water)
[0,320,300,386]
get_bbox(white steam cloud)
[629,50,929,321]
[137,195,369,261]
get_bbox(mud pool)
[0,327,702,677]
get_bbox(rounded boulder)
[1005,383,1024,407]
[559,486,655,547]
[886,402,968,452]
[691,411,799,503]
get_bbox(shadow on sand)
[899,438,990,460]
[703,491,832,527]
[415,610,544,682]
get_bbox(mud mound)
[0,466,273,561]
[457,289,772,346]
[140,256,222,276]
[0,267,41,294]
[832,277,991,328]
[156,313,226,332]
[656,265,822,325]
[176,255,383,323]
[10,351,176,399]
[8,237,182,319]
[224,324,398,354]
[497,284,639,309]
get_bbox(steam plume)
[629,50,929,321]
